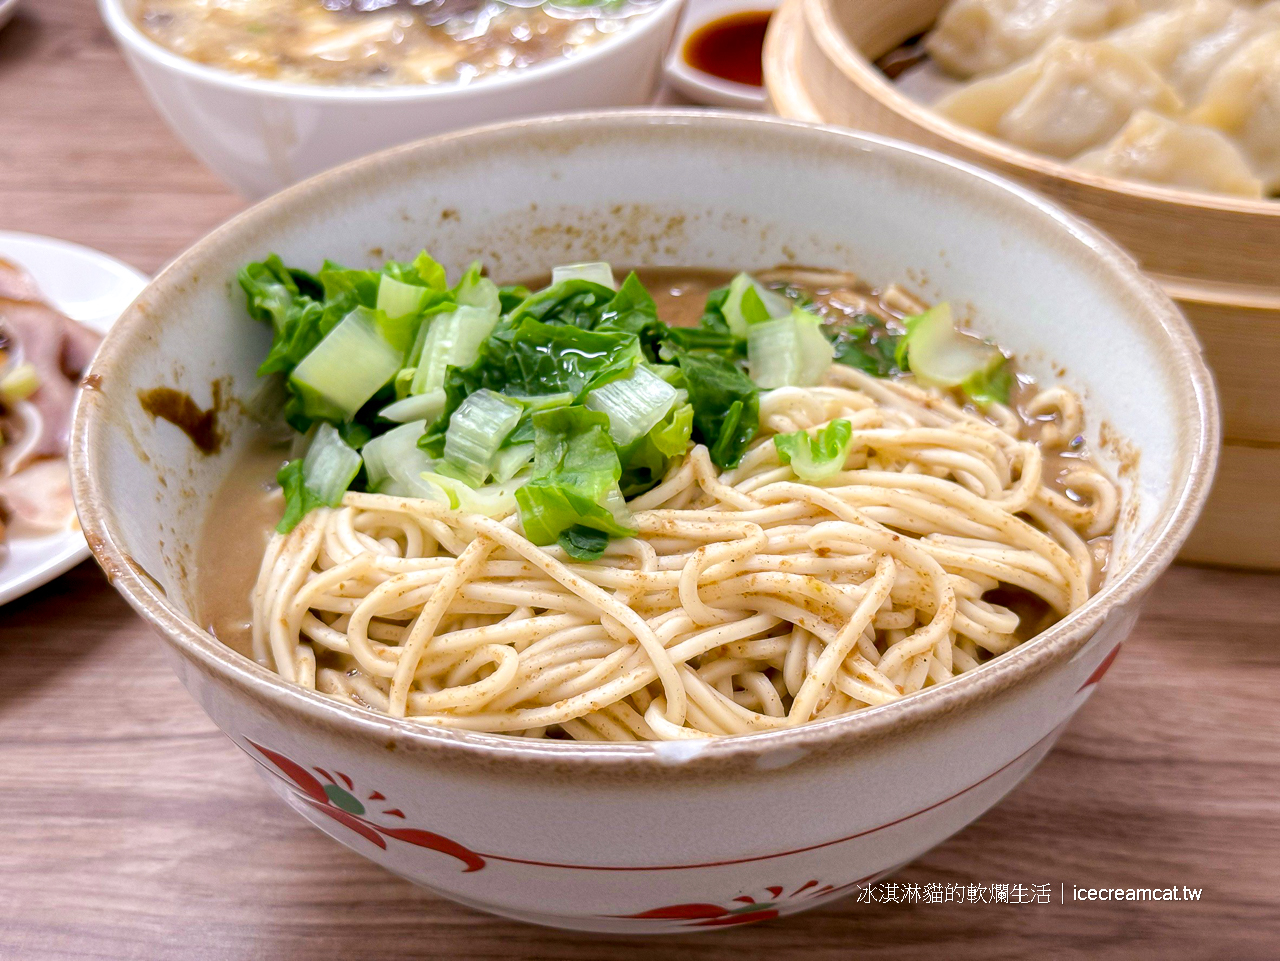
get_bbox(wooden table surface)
[3,2,1280,958]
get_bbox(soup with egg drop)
[132,0,660,86]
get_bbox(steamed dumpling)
[1190,29,1280,191]
[927,0,1144,78]
[1109,0,1270,99]
[936,37,1183,157]
[1074,109,1264,194]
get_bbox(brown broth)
[682,10,772,87]
[197,429,291,660]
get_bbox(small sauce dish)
[664,0,774,109]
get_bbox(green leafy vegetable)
[515,407,636,547]
[507,279,618,330]
[243,252,1022,550]
[552,262,616,289]
[897,302,1007,405]
[558,525,610,561]
[619,402,693,497]
[276,423,362,533]
[830,318,902,377]
[746,308,834,388]
[675,351,759,469]
[722,272,792,336]
[288,306,403,422]
[961,360,1013,406]
[383,251,448,292]
[239,256,327,377]
[442,389,523,484]
[422,319,642,456]
[584,364,679,445]
[774,419,855,481]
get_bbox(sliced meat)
[0,458,76,536]
[0,261,102,469]
[0,258,44,303]
[0,298,81,465]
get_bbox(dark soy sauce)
[682,10,773,87]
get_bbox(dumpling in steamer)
[926,0,1146,78]
[935,37,1183,158]
[1108,0,1270,100]
[1074,109,1264,195]
[1190,29,1280,192]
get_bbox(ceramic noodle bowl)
[71,112,1217,933]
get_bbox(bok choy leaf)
[514,407,636,551]
[773,419,854,481]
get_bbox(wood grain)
[2,2,1280,958]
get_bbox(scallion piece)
[443,389,523,483]
[747,307,835,388]
[289,306,402,420]
[584,365,679,446]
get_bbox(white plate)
[0,231,148,605]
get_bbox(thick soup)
[132,0,660,87]
[196,259,1117,742]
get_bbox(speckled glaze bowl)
[71,111,1218,933]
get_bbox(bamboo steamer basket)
[764,0,1280,569]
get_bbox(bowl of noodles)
[71,111,1217,932]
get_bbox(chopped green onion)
[443,389,523,483]
[410,304,500,396]
[376,275,429,320]
[747,307,834,388]
[584,365,679,445]
[722,272,792,336]
[289,306,401,420]
[773,419,854,481]
[0,362,40,406]
[899,303,1006,395]
[551,261,616,290]
[378,389,446,423]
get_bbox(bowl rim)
[70,109,1220,772]
[799,0,1280,219]
[98,0,683,103]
